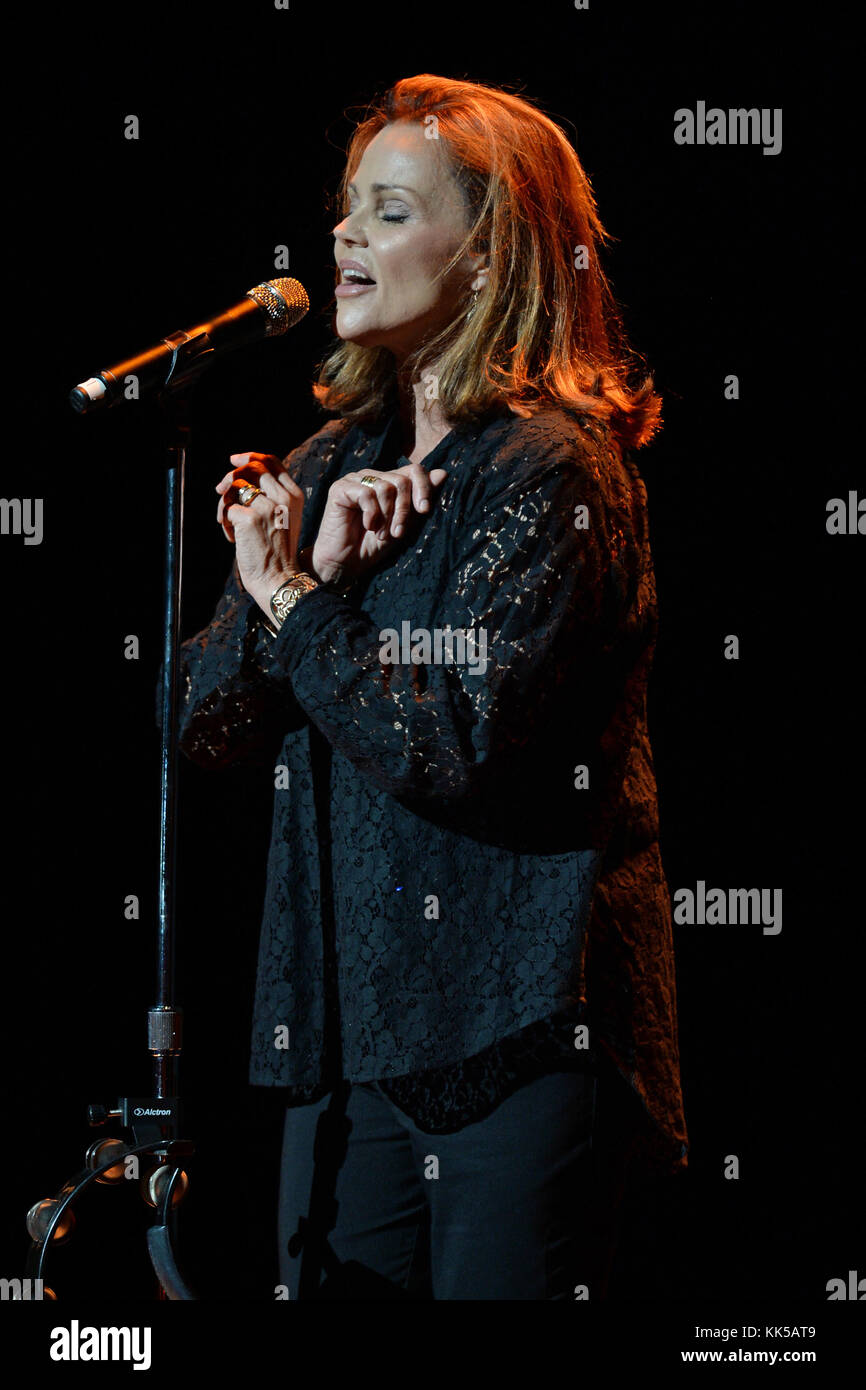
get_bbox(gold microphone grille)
[247,277,310,336]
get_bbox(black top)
[163,402,688,1176]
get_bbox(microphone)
[69,277,309,413]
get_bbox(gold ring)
[359,475,379,486]
[237,484,263,506]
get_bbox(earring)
[466,288,480,321]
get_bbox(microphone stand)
[23,376,204,1301]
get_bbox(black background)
[1,0,861,1327]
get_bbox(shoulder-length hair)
[313,74,662,451]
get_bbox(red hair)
[313,74,663,451]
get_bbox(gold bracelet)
[270,572,320,628]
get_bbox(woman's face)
[332,121,483,362]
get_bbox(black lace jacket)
[160,403,688,1177]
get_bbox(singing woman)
[168,73,688,1300]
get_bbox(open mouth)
[336,277,377,297]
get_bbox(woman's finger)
[221,462,285,512]
[328,476,386,534]
[217,462,279,535]
[217,454,292,494]
[217,493,235,541]
[215,469,237,495]
[228,451,281,469]
[230,452,303,498]
[217,461,267,502]
[359,474,410,536]
[392,460,435,514]
[358,483,387,535]
[381,461,449,516]
[241,471,302,542]
[383,473,413,535]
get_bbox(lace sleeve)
[239,426,638,831]
[154,553,308,770]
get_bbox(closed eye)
[344,200,410,224]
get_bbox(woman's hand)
[312,461,448,589]
[215,452,304,614]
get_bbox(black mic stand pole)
[23,369,207,1301]
[147,383,192,1296]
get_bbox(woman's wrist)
[257,568,337,641]
[253,548,352,609]
[305,545,356,594]
[250,569,300,625]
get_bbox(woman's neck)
[396,366,453,465]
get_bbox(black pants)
[277,1063,635,1300]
